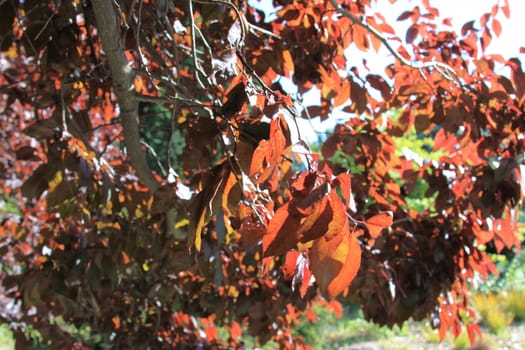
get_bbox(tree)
[0,0,523,348]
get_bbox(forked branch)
[91,0,182,238]
[91,0,159,191]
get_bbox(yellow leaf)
[48,171,63,190]
[96,222,114,230]
[175,218,189,228]
[310,220,361,298]
[6,44,17,59]
[227,285,240,298]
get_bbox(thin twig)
[192,24,213,57]
[188,0,207,88]
[247,23,280,40]
[133,92,205,108]
[140,140,167,177]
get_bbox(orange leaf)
[282,250,300,280]
[324,191,349,240]
[263,202,301,256]
[439,317,448,341]
[467,322,482,345]
[249,118,286,191]
[474,227,494,244]
[335,173,354,210]
[491,19,502,37]
[333,78,351,107]
[282,49,294,76]
[295,192,331,242]
[239,212,265,248]
[305,309,317,323]
[264,180,332,256]
[352,24,369,52]
[249,139,270,179]
[112,315,121,330]
[327,300,343,318]
[205,325,218,342]
[227,321,242,340]
[188,165,229,251]
[309,220,361,298]
[365,211,393,238]
[501,5,510,18]
[299,263,313,298]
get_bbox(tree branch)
[328,0,463,85]
[91,0,159,192]
[91,0,185,239]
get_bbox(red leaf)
[335,173,355,211]
[324,191,349,240]
[474,227,494,244]
[406,24,419,44]
[227,321,242,340]
[334,78,351,107]
[327,300,343,319]
[282,251,300,280]
[265,174,336,256]
[249,118,286,191]
[296,194,331,242]
[204,325,218,342]
[494,215,519,249]
[263,202,301,256]
[396,11,413,21]
[239,213,265,248]
[301,105,323,118]
[501,5,510,18]
[365,212,393,238]
[439,314,449,341]
[352,25,369,52]
[491,19,502,37]
[467,322,482,345]
[112,316,120,330]
[15,146,39,161]
[333,55,346,70]
[481,28,492,52]
[305,309,317,323]
[309,220,361,298]
[461,20,475,36]
[366,74,392,101]
[299,263,313,298]
[480,13,490,28]
[442,18,452,26]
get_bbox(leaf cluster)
[0,0,524,348]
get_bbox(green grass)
[0,324,14,350]
[293,304,407,349]
[472,293,514,335]
[505,289,525,321]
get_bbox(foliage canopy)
[0,0,524,348]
